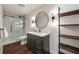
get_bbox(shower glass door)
[0,29,4,53]
[3,16,24,45]
[12,17,24,41]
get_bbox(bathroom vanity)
[27,32,50,54]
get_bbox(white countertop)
[28,32,49,37]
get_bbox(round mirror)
[35,12,49,30]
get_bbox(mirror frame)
[35,12,49,30]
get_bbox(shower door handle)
[10,25,12,32]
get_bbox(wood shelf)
[59,24,79,26]
[59,43,79,54]
[59,9,79,17]
[59,8,79,54]
[59,34,79,40]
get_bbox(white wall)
[0,5,3,54]
[25,5,59,54]
[60,4,79,54]
[25,14,32,33]
[0,5,3,28]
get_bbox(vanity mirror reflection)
[35,12,49,31]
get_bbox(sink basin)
[28,32,49,37]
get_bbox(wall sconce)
[32,21,34,23]
[51,13,55,22]
[32,20,36,27]
[31,16,36,27]
[32,22,36,27]
[32,16,35,23]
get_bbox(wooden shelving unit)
[59,9,79,17]
[59,24,79,26]
[59,34,79,40]
[58,7,79,54]
[60,43,79,54]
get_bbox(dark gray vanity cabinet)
[27,33,33,49]
[27,33,50,54]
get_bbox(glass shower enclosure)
[0,28,4,53]
[3,15,25,45]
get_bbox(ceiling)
[3,4,43,16]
